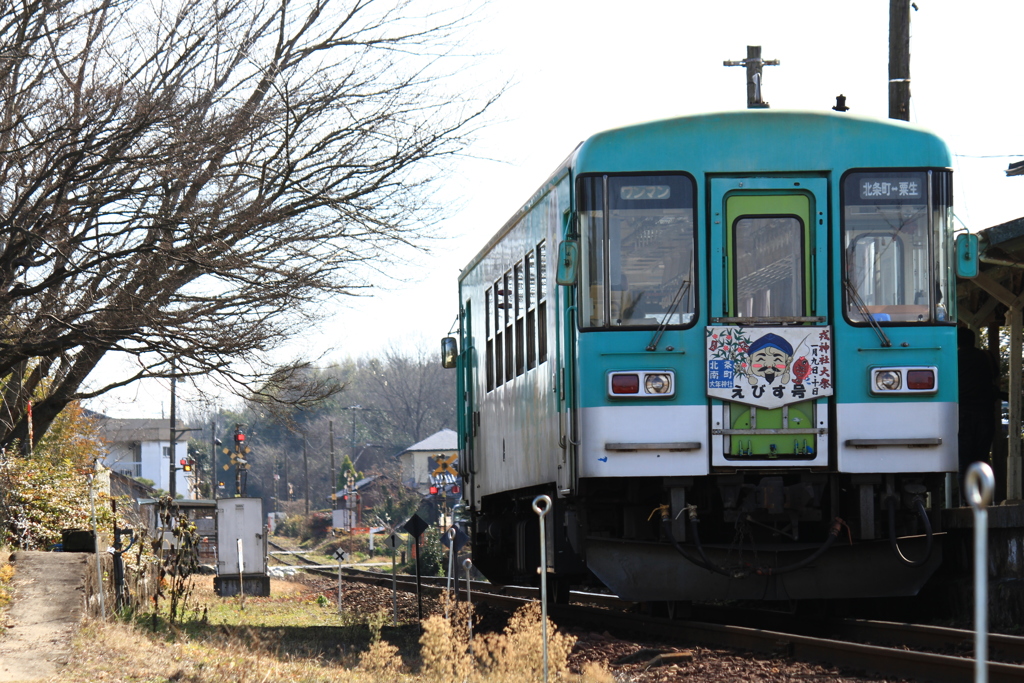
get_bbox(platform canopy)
[958,215,1024,502]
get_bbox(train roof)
[458,110,951,281]
[575,109,951,174]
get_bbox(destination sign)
[858,178,922,200]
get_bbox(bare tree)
[354,343,456,446]
[0,0,496,449]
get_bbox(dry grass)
[418,599,610,683]
[48,576,612,683]
[52,619,391,683]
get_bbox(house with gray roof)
[397,428,458,495]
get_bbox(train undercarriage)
[471,471,946,602]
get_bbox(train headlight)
[874,370,902,391]
[644,373,672,394]
[608,370,676,398]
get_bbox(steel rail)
[549,605,1024,683]
[322,567,1024,682]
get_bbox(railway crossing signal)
[219,425,252,495]
[432,454,458,477]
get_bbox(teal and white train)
[443,109,959,603]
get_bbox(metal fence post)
[532,495,552,683]
[463,557,474,642]
[966,461,994,683]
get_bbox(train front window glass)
[579,174,696,328]
[733,216,805,318]
[843,171,949,323]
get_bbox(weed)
[471,602,576,682]
[0,559,13,611]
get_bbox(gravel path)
[0,551,88,683]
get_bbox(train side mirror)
[441,336,458,369]
[555,240,579,285]
[955,233,979,279]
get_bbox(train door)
[459,299,478,508]
[707,177,831,469]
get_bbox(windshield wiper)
[647,279,691,352]
[844,279,891,348]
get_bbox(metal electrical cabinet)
[213,497,270,597]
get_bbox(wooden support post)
[888,0,911,121]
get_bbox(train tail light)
[611,374,640,394]
[907,369,935,390]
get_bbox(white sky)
[89,0,1024,419]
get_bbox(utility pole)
[210,422,219,499]
[303,434,310,515]
[723,46,779,109]
[889,0,911,121]
[168,362,177,498]
[329,421,336,510]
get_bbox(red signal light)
[429,486,439,495]
[179,459,187,466]
[234,432,245,442]
[451,485,460,494]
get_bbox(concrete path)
[0,551,88,682]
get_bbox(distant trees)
[190,345,454,513]
[0,0,494,451]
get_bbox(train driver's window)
[579,174,695,329]
[842,171,951,324]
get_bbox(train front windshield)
[579,174,696,329]
[843,170,954,324]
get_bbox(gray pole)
[888,0,911,121]
[967,462,994,683]
[533,495,552,683]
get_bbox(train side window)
[526,251,537,370]
[842,170,950,324]
[537,241,548,363]
[485,287,494,391]
[494,278,504,387]
[514,261,525,376]
[503,270,514,383]
[580,176,606,327]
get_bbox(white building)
[96,416,197,498]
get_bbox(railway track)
[293,563,1024,683]
[263,540,1024,681]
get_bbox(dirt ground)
[0,551,89,683]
